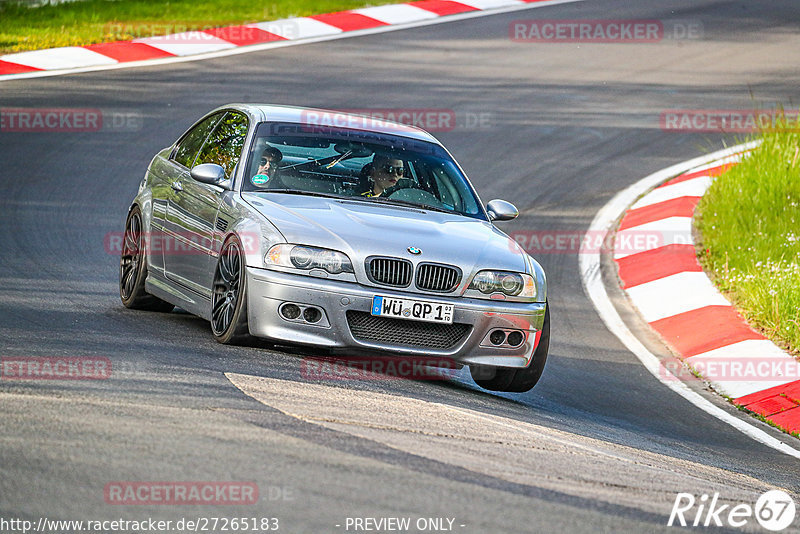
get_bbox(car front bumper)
[246,267,546,368]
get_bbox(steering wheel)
[381,181,423,197]
[384,185,444,209]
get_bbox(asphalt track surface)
[1,0,800,532]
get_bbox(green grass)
[0,0,399,54]
[695,119,800,355]
[735,403,800,440]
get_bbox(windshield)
[241,121,486,220]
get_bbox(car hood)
[242,193,528,279]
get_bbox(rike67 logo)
[668,490,796,531]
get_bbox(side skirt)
[146,270,211,320]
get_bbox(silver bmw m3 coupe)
[120,104,549,392]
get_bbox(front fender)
[218,195,286,270]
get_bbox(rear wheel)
[470,302,550,393]
[119,206,174,312]
[211,236,252,345]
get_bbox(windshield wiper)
[250,190,457,214]
[365,197,454,214]
[253,189,344,200]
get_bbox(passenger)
[251,146,283,188]
[360,154,405,197]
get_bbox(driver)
[251,146,283,188]
[360,154,404,197]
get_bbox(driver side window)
[172,112,223,168]
[194,111,249,179]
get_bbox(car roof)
[218,103,442,145]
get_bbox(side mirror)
[190,163,228,187]
[486,199,518,222]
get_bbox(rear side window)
[194,111,249,179]
[173,112,223,168]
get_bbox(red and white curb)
[581,142,800,458]
[0,0,580,80]
[615,153,800,435]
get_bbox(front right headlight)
[265,244,354,275]
[467,270,537,299]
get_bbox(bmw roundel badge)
[407,246,421,255]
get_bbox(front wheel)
[470,302,550,393]
[211,236,252,344]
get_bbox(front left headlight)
[467,270,537,299]
[265,244,354,275]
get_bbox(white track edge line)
[579,140,800,459]
[0,0,585,83]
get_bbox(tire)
[119,206,174,312]
[470,302,550,393]
[470,362,518,392]
[503,303,550,392]
[211,236,252,345]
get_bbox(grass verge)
[0,0,399,54]
[695,120,800,355]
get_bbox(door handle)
[171,181,183,192]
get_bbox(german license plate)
[371,296,454,324]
